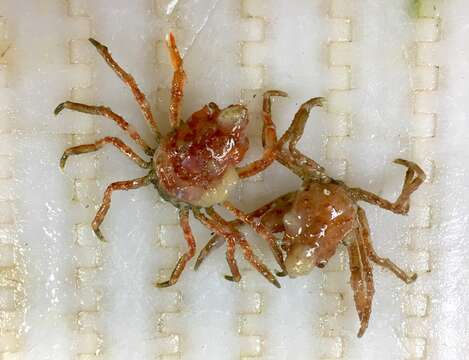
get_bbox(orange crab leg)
[357,207,417,284]
[166,33,186,129]
[349,159,425,215]
[60,136,151,170]
[222,200,286,275]
[156,207,196,287]
[92,175,152,242]
[236,91,287,178]
[55,101,154,156]
[88,38,160,138]
[348,226,375,338]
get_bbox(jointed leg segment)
[54,101,154,156]
[236,91,287,179]
[166,33,186,129]
[193,207,280,288]
[276,97,329,181]
[349,159,426,215]
[60,136,151,170]
[92,175,152,242]
[357,207,417,284]
[156,207,197,288]
[88,38,160,138]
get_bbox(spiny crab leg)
[357,207,417,284]
[349,159,426,215]
[166,32,186,129]
[276,97,329,182]
[222,200,287,276]
[88,38,160,138]
[348,229,375,338]
[54,101,154,156]
[193,207,280,288]
[92,175,152,242]
[156,207,197,288]
[192,208,241,282]
[60,136,151,170]
[236,91,288,179]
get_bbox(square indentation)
[409,205,431,229]
[155,334,180,357]
[412,66,439,91]
[77,311,99,331]
[0,287,14,311]
[0,331,19,352]
[410,113,436,138]
[70,39,94,64]
[0,200,14,225]
[68,0,88,16]
[328,66,351,91]
[402,337,426,358]
[239,292,262,314]
[240,335,262,357]
[76,330,102,354]
[0,244,14,267]
[242,42,267,67]
[319,336,343,358]
[241,0,267,17]
[329,0,352,18]
[240,18,265,42]
[0,155,12,179]
[329,18,352,42]
[328,42,352,66]
[416,18,441,42]
[404,293,429,317]
[240,66,264,90]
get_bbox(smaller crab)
[196,96,426,337]
[55,34,287,288]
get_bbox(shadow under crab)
[55,34,288,288]
[196,96,426,337]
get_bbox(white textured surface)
[0,0,468,359]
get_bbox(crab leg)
[195,192,296,270]
[192,208,241,282]
[60,136,151,170]
[92,175,152,242]
[88,38,160,138]
[357,207,417,284]
[222,200,287,275]
[276,97,329,181]
[166,33,186,129]
[348,226,375,338]
[54,101,154,156]
[349,159,426,215]
[156,207,196,288]
[193,208,280,288]
[236,91,287,179]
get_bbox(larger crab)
[55,34,287,287]
[196,96,426,336]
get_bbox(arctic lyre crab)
[196,96,426,336]
[55,34,287,288]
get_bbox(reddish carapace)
[196,97,426,337]
[55,34,287,288]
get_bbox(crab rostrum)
[55,34,287,288]
[196,97,426,337]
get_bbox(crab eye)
[217,105,248,133]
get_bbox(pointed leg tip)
[407,273,418,284]
[88,38,101,48]
[273,279,281,289]
[155,281,171,288]
[54,102,65,116]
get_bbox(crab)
[55,34,289,288]
[195,96,426,337]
